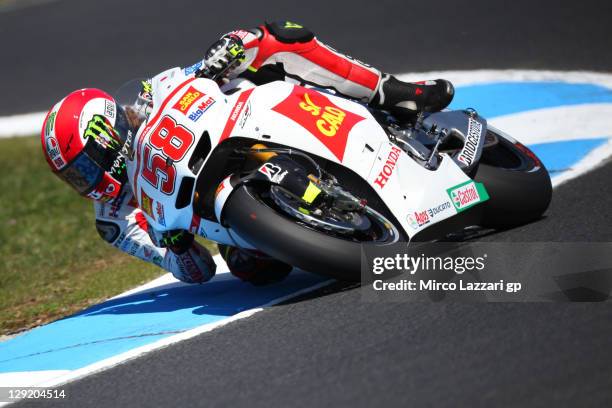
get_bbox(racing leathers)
[94,186,290,285]
[94,185,216,284]
[192,21,454,119]
[95,20,454,285]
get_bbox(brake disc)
[269,185,370,235]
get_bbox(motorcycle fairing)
[240,81,482,238]
[128,70,485,241]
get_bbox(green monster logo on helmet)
[84,115,121,149]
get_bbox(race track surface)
[1,0,612,116]
[6,0,612,406]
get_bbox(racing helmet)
[41,88,137,202]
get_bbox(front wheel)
[474,127,552,229]
[222,184,402,281]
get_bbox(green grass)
[0,136,215,335]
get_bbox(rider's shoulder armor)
[264,21,314,44]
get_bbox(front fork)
[213,144,323,224]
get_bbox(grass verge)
[0,136,215,335]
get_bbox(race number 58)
[149,116,194,161]
[142,115,194,194]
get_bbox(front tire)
[222,185,401,281]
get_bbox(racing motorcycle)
[123,67,552,281]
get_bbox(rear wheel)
[474,127,552,229]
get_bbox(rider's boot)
[370,74,455,121]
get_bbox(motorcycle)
[122,66,552,281]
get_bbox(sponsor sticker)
[152,255,164,266]
[108,190,128,218]
[44,111,67,168]
[446,181,489,212]
[173,86,204,114]
[298,92,348,136]
[129,241,140,256]
[44,111,56,138]
[119,237,133,252]
[258,162,287,183]
[427,201,452,218]
[179,252,200,277]
[87,189,104,201]
[52,157,65,168]
[457,118,483,166]
[183,61,203,76]
[407,210,430,230]
[238,101,251,128]
[45,134,66,169]
[272,86,365,161]
[406,201,454,230]
[114,232,127,249]
[219,88,255,142]
[374,145,402,189]
[87,181,119,202]
[87,175,121,201]
[231,102,244,121]
[155,201,166,226]
[105,181,117,195]
[143,246,153,258]
[187,94,216,121]
[104,100,116,119]
[140,189,154,217]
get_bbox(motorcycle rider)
[40,21,455,285]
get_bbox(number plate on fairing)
[127,74,233,231]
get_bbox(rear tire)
[474,129,552,229]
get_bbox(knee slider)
[265,21,314,44]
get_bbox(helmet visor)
[56,149,104,195]
[114,104,135,144]
[56,132,124,200]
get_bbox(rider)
[40,21,455,285]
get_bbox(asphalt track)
[5,0,612,406]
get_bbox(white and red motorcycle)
[124,67,551,280]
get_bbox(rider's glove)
[158,229,194,254]
[202,36,246,78]
[172,242,217,284]
[136,80,154,116]
[151,229,217,284]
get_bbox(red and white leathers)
[216,22,382,103]
[98,21,452,285]
[94,185,216,284]
[193,21,453,117]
